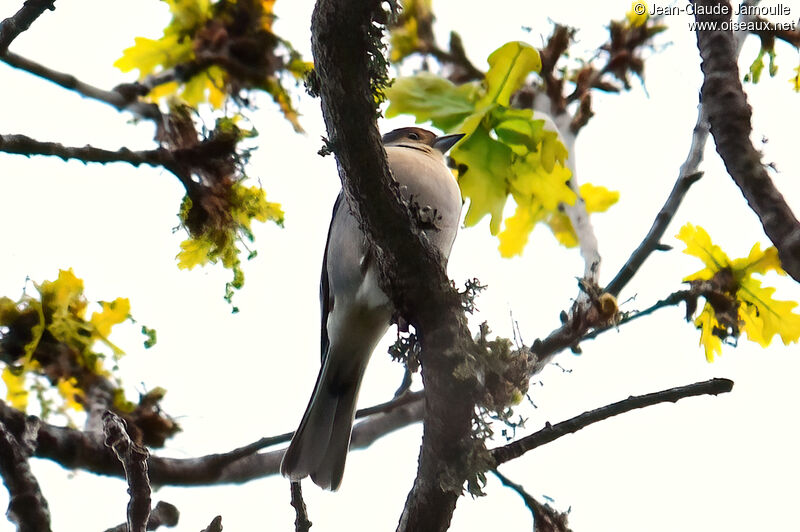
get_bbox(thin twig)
[103,411,151,532]
[0,420,51,532]
[0,51,161,120]
[178,389,425,472]
[605,172,703,297]
[0,0,54,54]
[492,469,571,532]
[290,481,312,532]
[200,516,223,532]
[491,378,734,465]
[0,133,199,191]
[103,501,180,532]
[0,133,174,171]
[580,290,691,342]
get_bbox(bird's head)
[382,127,464,155]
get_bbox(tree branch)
[0,392,423,487]
[694,0,800,283]
[103,501,180,532]
[491,378,734,466]
[0,419,51,532]
[0,51,161,120]
[290,481,312,532]
[201,516,223,532]
[0,133,198,191]
[0,133,171,170]
[0,0,54,54]
[750,16,800,48]
[535,2,763,367]
[310,1,478,530]
[492,469,571,532]
[103,412,151,532]
[580,290,691,343]
[604,171,703,297]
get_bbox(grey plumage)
[280,127,463,490]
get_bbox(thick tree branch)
[0,419,51,532]
[310,1,478,531]
[750,16,800,48]
[103,412,151,532]
[492,469,571,532]
[491,378,734,466]
[0,0,54,54]
[0,51,160,120]
[695,0,800,283]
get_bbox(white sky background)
[1,0,799,530]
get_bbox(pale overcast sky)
[1,1,799,531]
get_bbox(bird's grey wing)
[320,191,344,361]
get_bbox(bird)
[280,127,464,490]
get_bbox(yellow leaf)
[545,211,579,248]
[676,223,730,280]
[38,268,86,318]
[177,238,213,270]
[57,377,85,412]
[164,0,211,33]
[207,66,227,109]
[148,80,180,102]
[730,243,782,278]
[231,185,285,229]
[510,155,574,212]
[738,278,800,346]
[626,2,649,27]
[497,198,545,257]
[790,65,800,92]
[115,35,194,78]
[90,298,131,338]
[695,302,723,362]
[181,74,208,107]
[580,183,620,213]
[265,78,304,133]
[261,0,276,32]
[2,366,28,411]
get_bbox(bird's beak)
[433,133,465,153]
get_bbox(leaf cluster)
[0,270,178,446]
[115,0,310,130]
[161,110,284,308]
[677,224,800,361]
[386,41,619,257]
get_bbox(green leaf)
[452,127,512,234]
[385,73,481,131]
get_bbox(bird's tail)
[280,354,366,491]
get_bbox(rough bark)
[310,1,478,530]
[694,0,800,283]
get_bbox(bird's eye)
[407,132,420,140]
